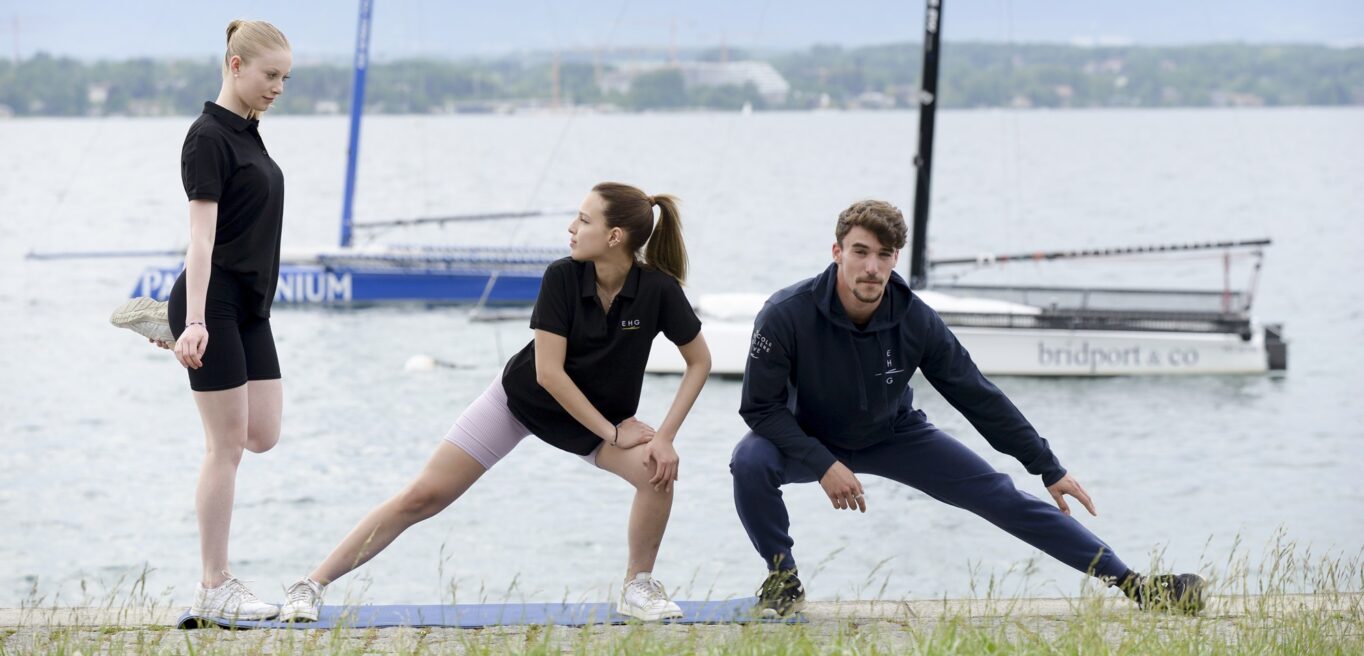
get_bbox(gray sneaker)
[279,577,324,622]
[109,296,174,346]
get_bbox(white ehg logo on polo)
[620,318,642,331]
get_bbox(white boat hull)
[647,321,1275,377]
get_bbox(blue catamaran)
[126,0,566,306]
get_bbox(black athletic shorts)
[168,268,281,392]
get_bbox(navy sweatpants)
[729,423,1130,580]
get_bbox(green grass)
[3,537,1360,655]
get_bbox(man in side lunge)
[731,200,1205,617]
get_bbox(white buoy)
[404,354,438,372]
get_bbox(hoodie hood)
[811,262,913,333]
[809,262,913,411]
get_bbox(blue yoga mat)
[176,598,805,629]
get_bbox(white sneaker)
[279,577,324,622]
[189,576,279,622]
[618,572,683,621]
[109,296,175,345]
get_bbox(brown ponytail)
[645,194,687,284]
[592,182,689,284]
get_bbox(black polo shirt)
[501,257,702,455]
[181,101,285,317]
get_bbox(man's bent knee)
[730,433,782,481]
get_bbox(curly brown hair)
[835,200,908,250]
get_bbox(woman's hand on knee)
[643,439,678,493]
[613,417,655,449]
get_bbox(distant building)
[600,61,790,105]
[1210,91,1266,107]
[849,91,895,110]
[87,84,110,107]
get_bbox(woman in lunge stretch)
[279,182,711,622]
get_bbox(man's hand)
[1047,474,1097,517]
[819,461,866,513]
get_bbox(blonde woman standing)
[169,19,292,621]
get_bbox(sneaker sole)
[616,604,684,622]
[278,607,320,623]
[758,597,807,619]
[110,297,175,343]
[188,605,280,622]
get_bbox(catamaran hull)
[130,264,544,305]
[645,320,1284,377]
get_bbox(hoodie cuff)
[1041,466,1068,488]
[801,446,839,480]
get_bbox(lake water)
[1,108,1361,607]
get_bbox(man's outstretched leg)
[851,423,1204,613]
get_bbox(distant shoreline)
[3,42,1360,118]
[2,105,1360,121]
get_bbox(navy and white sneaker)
[755,569,806,618]
[1121,573,1207,615]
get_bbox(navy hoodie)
[739,263,1067,486]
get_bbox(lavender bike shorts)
[443,377,601,470]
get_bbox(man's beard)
[851,280,884,304]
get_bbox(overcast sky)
[6,0,1363,62]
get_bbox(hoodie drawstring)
[847,331,869,411]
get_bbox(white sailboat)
[646,270,1286,377]
[646,0,1287,377]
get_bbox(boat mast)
[909,0,942,290]
[339,0,374,248]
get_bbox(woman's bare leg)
[192,385,251,588]
[594,443,675,581]
[244,379,282,454]
[308,441,488,585]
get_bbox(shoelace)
[631,578,671,606]
[223,578,265,604]
[759,576,797,600]
[286,580,317,605]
